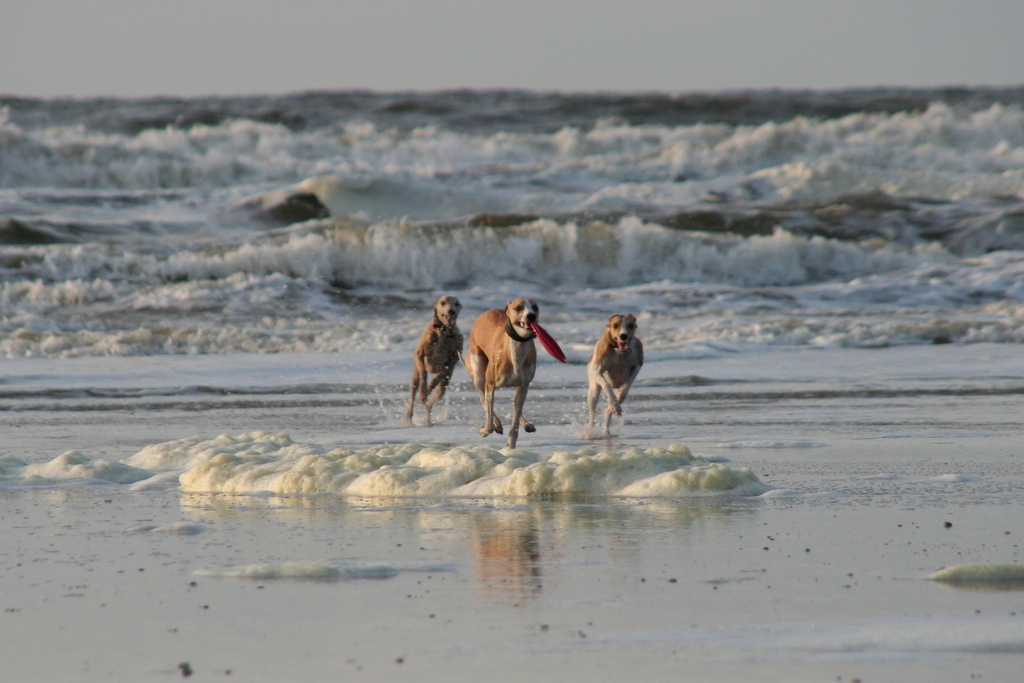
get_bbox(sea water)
[2,89,1024,681]
[4,89,1024,360]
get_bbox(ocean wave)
[3,222,1024,358]
[3,104,1024,210]
[164,218,944,289]
[0,114,315,189]
[5,213,1024,358]
[1,216,948,291]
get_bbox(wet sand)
[2,345,1023,681]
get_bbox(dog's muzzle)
[434,313,457,329]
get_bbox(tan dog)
[406,295,463,426]
[465,299,539,449]
[587,314,643,437]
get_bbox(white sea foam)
[757,489,807,498]
[128,471,184,491]
[124,432,771,497]
[18,450,152,485]
[125,432,298,472]
[1,434,768,497]
[928,564,1024,583]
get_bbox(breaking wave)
[3,102,1024,209]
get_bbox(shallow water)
[2,345,1023,681]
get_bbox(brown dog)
[587,314,643,437]
[465,299,539,449]
[406,295,463,426]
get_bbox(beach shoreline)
[2,344,1022,680]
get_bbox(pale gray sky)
[2,0,1022,97]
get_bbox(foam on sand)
[121,431,770,498]
[20,450,152,485]
[928,563,1024,584]
[3,432,770,497]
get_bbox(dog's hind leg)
[604,367,640,435]
[507,385,529,448]
[479,385,502,437]
[423,367,454,426]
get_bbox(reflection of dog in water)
[406,296,463,426]
[471,516,542,602]
[587,314,644,437]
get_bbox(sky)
[2,0,1022,98]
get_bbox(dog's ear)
[625,314,637,328]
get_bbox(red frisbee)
[529,322,566,363]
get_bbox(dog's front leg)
[599,371,623,416]
[598,372,623,437]
[614,366,640,407]
[424,366,454,426]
